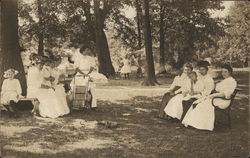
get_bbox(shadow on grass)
[1,72,249,158]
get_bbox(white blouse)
[215,77,237,99]
[198,74,214,96]
[171,73,189,93]
[27,66,43,89]
[182,79,205,94]
[72,52,97,74]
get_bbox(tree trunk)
[83,0,96,54]
[94,0,115,77]
[135,0,142,50]
[99,29,115,76]
[37,0,44,55]
[0,0,27,95]
[159,1,165,65]
[142,0,158,86]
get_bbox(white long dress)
[182,77,237,131]
[27,66,62,118]
[164,79,205,120]
[1,79,22,105]
[51,68,70,115]
[120,59,131,74]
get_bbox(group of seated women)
[1,46,107,118]
[158,62,237,131]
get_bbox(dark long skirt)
[181,98,197,121]
[158,92,176,119]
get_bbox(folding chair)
[212,89,239,129]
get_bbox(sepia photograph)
[0,0,249,157]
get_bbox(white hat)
[3,68,18,78]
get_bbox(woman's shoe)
[91,107,97,111]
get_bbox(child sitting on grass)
[1,69,23,118]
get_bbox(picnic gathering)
[0,46,238,132]
[0,0,249,157]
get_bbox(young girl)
[1,69,22,117]
[120,54,131,79]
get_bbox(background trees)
[215,1,250,67]
[1,0,247,89]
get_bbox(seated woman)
[164,71,204,120]
[50,56,70,115]
[0,69,22,118]
[69,45,108,109]
[182,64,237,131]
[158,63,193,119]
[27,55,62,118]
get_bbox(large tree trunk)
[37,0,44,55]
[99,29,115,76]
[142,0,158,86]
[159,1,165,66]
[94,0,115,77]
[0,0,27,95]
[135,0,142,50]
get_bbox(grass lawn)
[0,72,249,158]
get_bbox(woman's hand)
[41,84,51,89]
[182,91,188,97]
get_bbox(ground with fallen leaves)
[0,72,249,158]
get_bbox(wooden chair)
[212,89,239,129]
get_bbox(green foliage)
[18,0,67,51]
[214,2,250,67]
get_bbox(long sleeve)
[169,76,178,90]
[224,78,237,98]
[216,77,237,99]
[202,77,214,96]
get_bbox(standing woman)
[69,45,107,109]
[182,64,237,131]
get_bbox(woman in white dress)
[27,56,62,118]
[164,71,205,120]
[69,46,108,109]
[182,64,237,131]
[1,69,22,117]
[50,56,70,115]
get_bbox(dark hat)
[197,60,210,67]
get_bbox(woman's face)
[221,68,231,78]
[189,73,197,81]
[183,66,192,74]
[199,67,208,76]
[36,63,43,70]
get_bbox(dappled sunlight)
[0,125,37,137]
